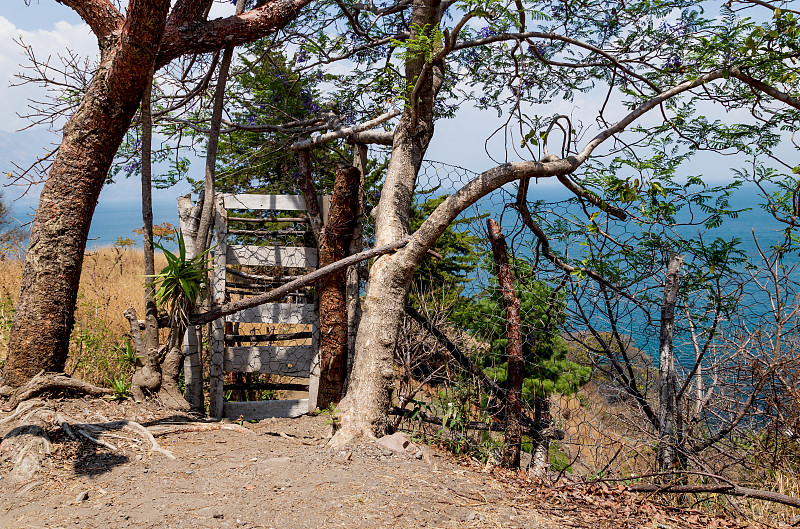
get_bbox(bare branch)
[291,109,401,150]
[191,238,411,325]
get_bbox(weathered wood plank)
[223,194,309,211]
[226,303,316,325]
[224,345,315,377]
[210,196,228,419]
[223,399,309,420]
[227,245,318,268]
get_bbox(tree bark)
[487,219,524,469]
[2,0,311,389]
[312,164,360,408]
[137,66,164,403]
[2,0,173,387]
[658,252,683,470]
[330,0,444,445]
[346,144,368,386]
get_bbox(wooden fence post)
[209,196,227,419]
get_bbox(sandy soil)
[0,398,763,529]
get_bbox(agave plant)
[150,231,211,328]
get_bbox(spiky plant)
[151,231,211,328]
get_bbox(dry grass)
[0,247,167,386]
[552,382,656,479]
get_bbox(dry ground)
[0,398,772,529]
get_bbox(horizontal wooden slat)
[224,194,309,211]
[223,399,309,420]
[228,216,308,223]
[223,382,309,392]
[226,303,316,324]
[227,245,317,267]
[224,345,315,377]
[225,331,313,343]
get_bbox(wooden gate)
[208,193,328,419]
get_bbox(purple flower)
[296,50,308,63]
[664,55,682,70]
[477,26,498,39]
[300,89,321,113]
[660,20,689,37]
[246,114,256,125]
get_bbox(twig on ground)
[76,428,118,452]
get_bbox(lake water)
[87,198,180,250]
[33,182,798,372]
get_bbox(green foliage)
[408,193,482,303]
[150,231,211,327]
[116,339,138,368]
[107,375,132,401]
[320,403,341,428]
[459,258,590,401]
[391,23,445,64]
[213,45,330,195]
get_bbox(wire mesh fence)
[387,159,800,518]
[215,199,320,403]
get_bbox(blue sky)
[0,0,782,230]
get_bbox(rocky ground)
[0,398,772,529]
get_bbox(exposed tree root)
[2,373,111,409]
[0,400,44,425]
[0,403,55,482]
[147,422,253,437]
[76,427,119,452]
[328,425,374,450]
[67,419,176,460]
[1,400,177,484]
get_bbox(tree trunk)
[658,252,683,470]
[487,219,524,469]
[135,66,166,405]
[159,327,190,411]
[2,0,172,387]
[314,164,360,409]
[345,144,368,386]
[330,0,444,445]
[530,397,551,476]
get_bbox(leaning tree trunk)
[330,0,444,445]
[2,1,172,388]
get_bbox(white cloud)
[0,16,97,132]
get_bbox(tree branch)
[191,238,411,325]
[729,66,800,110]
[290,109,401,150]
[349,129,394,145]
[157,0,313,68]
[627,483,800,509]
[55,0,123,41]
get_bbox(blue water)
[30,182,796,373]
[87,197,180,250]
[458,182,797,372]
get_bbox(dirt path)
[0,399,762,529]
